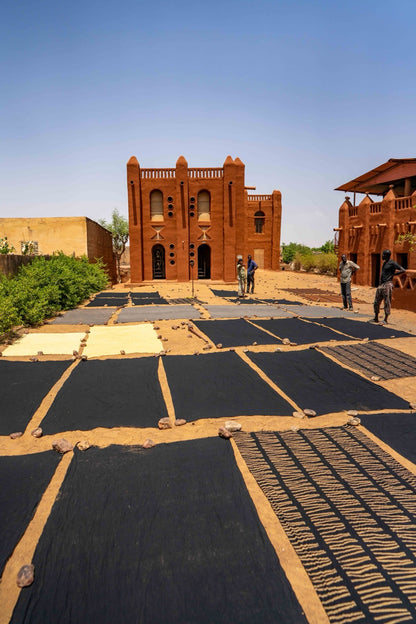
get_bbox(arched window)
[197,190,210,221]
[150,190,164,222]
[254,210,265,233]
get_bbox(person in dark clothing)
[246,255,258,294]
[372,249,405,323]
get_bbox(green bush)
[0,253,109,334]
[0,296,21,333]
[298,253,316,272]
[282,242,311,264]
[294,252,338,276]
[315,252,338,275]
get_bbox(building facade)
[127,155,281,283]
[335,158,416,310]
[0,217,116,282]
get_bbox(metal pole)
[190,259,195,298]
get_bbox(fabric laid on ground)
[283,287,367,305]
[50,308,114,325]
[130,291,160,298]
[313,316,414,340]
[360,413,416,464]
[235,428,416,624]
[93,291,130,298]
[85,297,127,307]
[82,324,162,358]
[0,451,61,576]
[205,304,294,319]
[11,440,306,624]
[284,305,362,318]
[228,298,266,304]
[322,342,416,380]
[168,297,205,304]
[162,352,293,420]
[90,293,129,301]
[0,361,70,435]
[40,358,168,433]
[116,305,200,322]
[130,296,169,305]
[251,318,356,344]
[248,350,409,414]
[262,298,304,305]
[2,332,86,356]
[193,319,280,347]
[210,289,237,298]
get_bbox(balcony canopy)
[335,158,416,196]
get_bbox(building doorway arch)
[198,244,211,279]
[152,244,165,279]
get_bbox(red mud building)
[127,155,282,283]
[335,158,416,310]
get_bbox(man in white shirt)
[339,254,360,311]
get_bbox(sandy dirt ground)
[0,269,415,624]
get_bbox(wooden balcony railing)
[369,202,382,214]
[395,196,414,210]
[393,270,416,290]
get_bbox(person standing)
[339,254,360,310]
[236,258,247,298]
[246,255,258,294]
[373,249,405,324]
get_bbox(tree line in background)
[281,240,338,275]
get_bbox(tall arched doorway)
[152,244,165,279]
[198,244,211,279]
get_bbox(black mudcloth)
[131,296,169,305]
[86,298,127,307]
[11,441,306,624]
[92,292,130,299]
[322,342,416,380]
[235,428,416,624]
[0,451,60,575]
[248,350,409,415]
[40,358,168,433]
[163,352,293,420]
[210,289,237,298]
[194,319,280,347]
[312,317,413,340]
[360,413,416,464]
[130,291,160,299]
[263,298,304,305]
[229,298,264,304]
[251,318,355,344]
[0,361,70,435]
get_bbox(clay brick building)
[0,217,116,282]
[127,155,281,283]
[335,158,416,310]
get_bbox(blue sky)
[1,0,415,246]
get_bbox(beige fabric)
[82,324,162,358]
[2,332,85,356]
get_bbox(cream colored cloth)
[82,324,163,358]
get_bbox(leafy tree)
[318,240,335,254]
[0,236,15,254]
[395,232,416,251]
[281,242,311,264]
[21,240,37,255]
[99,209,129,283]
